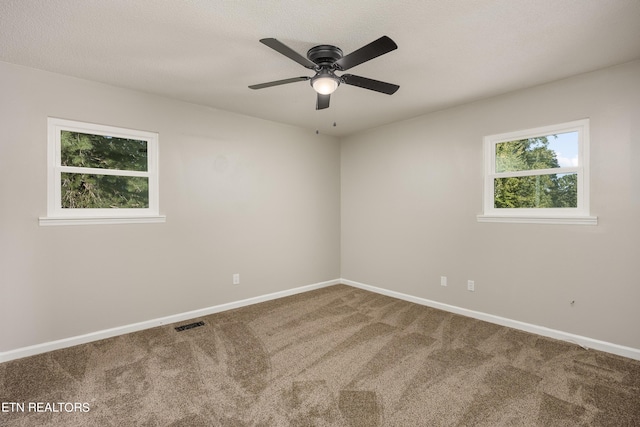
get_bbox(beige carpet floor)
[1,284,639,426]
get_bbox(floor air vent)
[174,321,205,332]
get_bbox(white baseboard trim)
[3,278,638,363]
[342,278,640,361]
[0,279,341,363]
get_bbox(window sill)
[39,215,166,226]
[476,214,597,225]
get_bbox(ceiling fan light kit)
[311,70,339,95]
[249,36,399,110]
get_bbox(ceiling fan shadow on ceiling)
[249,36,399,110]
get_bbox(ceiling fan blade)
[249,76,310,90]
[260,38,316,69]
[316,93,330,110]
[341,74,399,95]
[334,36,397,71]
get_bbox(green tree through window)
[60,131,149,209]
[494,136,577,209]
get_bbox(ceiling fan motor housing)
[307,45,343,67]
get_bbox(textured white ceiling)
[1,0,639,136]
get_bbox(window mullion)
[492,167,579,179]
[57,166,150,178]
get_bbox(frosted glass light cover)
[312,77,339,95]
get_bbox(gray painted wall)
[2,59,639,355]
[341,60,640,350]
[0,62,341,352]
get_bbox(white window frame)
[40,118,165,226]
[477,119,597,225]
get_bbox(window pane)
[61,173,149,209]
[494,173,577,208]
[61,131,148,171]
[495,131,578,173]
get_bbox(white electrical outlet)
[467,280,475,291]
[440,276,447,287]
[233,273,240,285]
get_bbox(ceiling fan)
[249,36,399,110]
